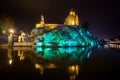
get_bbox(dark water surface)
[0,45,120,80]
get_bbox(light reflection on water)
[104,44,120,49]
[1,44,119,80]
[35,47,92,62]
[4,46,93,80]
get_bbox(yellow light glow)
[64,9,79,26]
[72,21,75,25]
[70,75,76,80]
[2,30,6,33]
[35,63,42,69]
[9,59,12,65]
[9,29,14,33]
[47,63,56,68]
[75,65,79,75]
[35,63,44,75]
[18,51,25,61]
[70,10,75,16]
[68,65,79,80]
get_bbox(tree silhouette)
[0,16,15,34]
[82,20,89,32]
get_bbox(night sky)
[0,0,120,39]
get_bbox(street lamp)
[8,29,14,47]
[9,29,14,34]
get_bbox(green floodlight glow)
[31,25,98,47]
[36,42,43,46]
[35,46,93,63]
[29,25,99,66]
[36,47,43,53]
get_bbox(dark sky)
[0,0,120,39]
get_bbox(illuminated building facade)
[64,10,79,25]
[36,15,59,30]
[35,10,79,29]
[30,10,98,47]
[18,31,26,42]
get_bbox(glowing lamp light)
[9,29,14,34]
[9,59,12,65]
[35,64,41,69]
[2,30,6,33]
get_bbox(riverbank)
[0,43,8,47]
[0,42,33,47]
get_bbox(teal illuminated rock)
[31,25,97,47]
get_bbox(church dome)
[64,10,79,25]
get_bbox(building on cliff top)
[35,10,80,30]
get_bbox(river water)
[0,44,120,80]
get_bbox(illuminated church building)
[64,10,79,25]
[36,10,79,29]
[30,10,97,47]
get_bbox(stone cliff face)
[30,25,97,47]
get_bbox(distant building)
[18,31,26,42]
